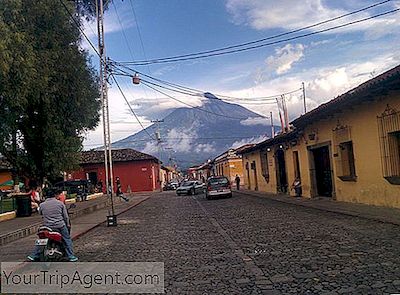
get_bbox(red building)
[70,149,161,193]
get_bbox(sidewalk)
[0,195,111,245]
[0,193,152,262]
[238,189,400,226]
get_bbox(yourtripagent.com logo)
[1,262,164,293]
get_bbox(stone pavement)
[74,191,400,294]
[0,193,151,262]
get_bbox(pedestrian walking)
[235,175,241,190]
[115,177,129,202]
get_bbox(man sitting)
[27,189,78,262]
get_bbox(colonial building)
[214,144,253,184]
[160,165,179,188]
[71,148,161,193]
[240,65,400,208]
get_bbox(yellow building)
[240,65,400,208]
[214,145,252,184]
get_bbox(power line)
[118,0,392,63]
[117,7,399,65]
[112,1,136,60]
[110,74,155,140]
[57,0,101,58]
[84,134,269,147]
[112,63,302,101]
[141,80,270,120]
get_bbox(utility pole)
[302,82,307,114]
[164,147,174,166]
[270,111,275,138]
[96,0,116,225]
[151,119,164,163]
[276,97,285,132]
[281,94,289,132]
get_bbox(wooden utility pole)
[270,111,275,138]
[151,119,164,162]
[96,0,115,222]
[281,94,289,132]
[302,82,307,114]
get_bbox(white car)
[205,176,232,200]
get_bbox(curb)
[238,191,400,227]
[72,196,151,241]
[0,198,109,246]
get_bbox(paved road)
[75,191,400,294]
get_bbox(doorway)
[275,149,288,193]
[312,145,333,197]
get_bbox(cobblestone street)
[75,192,400,294]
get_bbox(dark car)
[54,179,90,199]
[205,176,232,200]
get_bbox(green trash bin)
[16,195,32,217]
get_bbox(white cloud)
[226,0,346,30]
[240,117,270,126]
[266,43,304,75]
[164,125,199,153]
[194,143,216,153]
[212,52,400,122]
[231,135,268,149]
[225,0,400,37]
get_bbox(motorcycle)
[33,203,76,262]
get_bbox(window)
[260,151,270,183]
[293,151,301,180]
[378,105,400,185]
[337,141,356,181]
[332,124,356,182]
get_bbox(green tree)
[0,0,101,185]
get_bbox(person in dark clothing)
[115,177,129,202]
[235,175,241,190]
[27,190,78,262]
[291,178,302,197]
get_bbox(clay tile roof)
[81,148,158,165]
[292,64,400,128]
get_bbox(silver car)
[176,181,204,196]
[205,176,232,200]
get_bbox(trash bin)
[16,195,32,217]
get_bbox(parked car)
[205,176,232,199]
[163,181,178,191]
[176,181,204,196]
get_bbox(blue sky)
[82,0,400,148]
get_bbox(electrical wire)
[117,0,392,64]
[111,75,155,140]
[112,1,136,60]
[141,81,270,120]
[117,7,399,65]
[84,135,270,147]
[58,0,101,58]
[112,63,302,101]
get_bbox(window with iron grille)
[332,124,357,181]
[378,105,400,185]
[338,141,356,181]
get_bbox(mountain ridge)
[113,95,273,168]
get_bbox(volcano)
[112,93,273,169]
